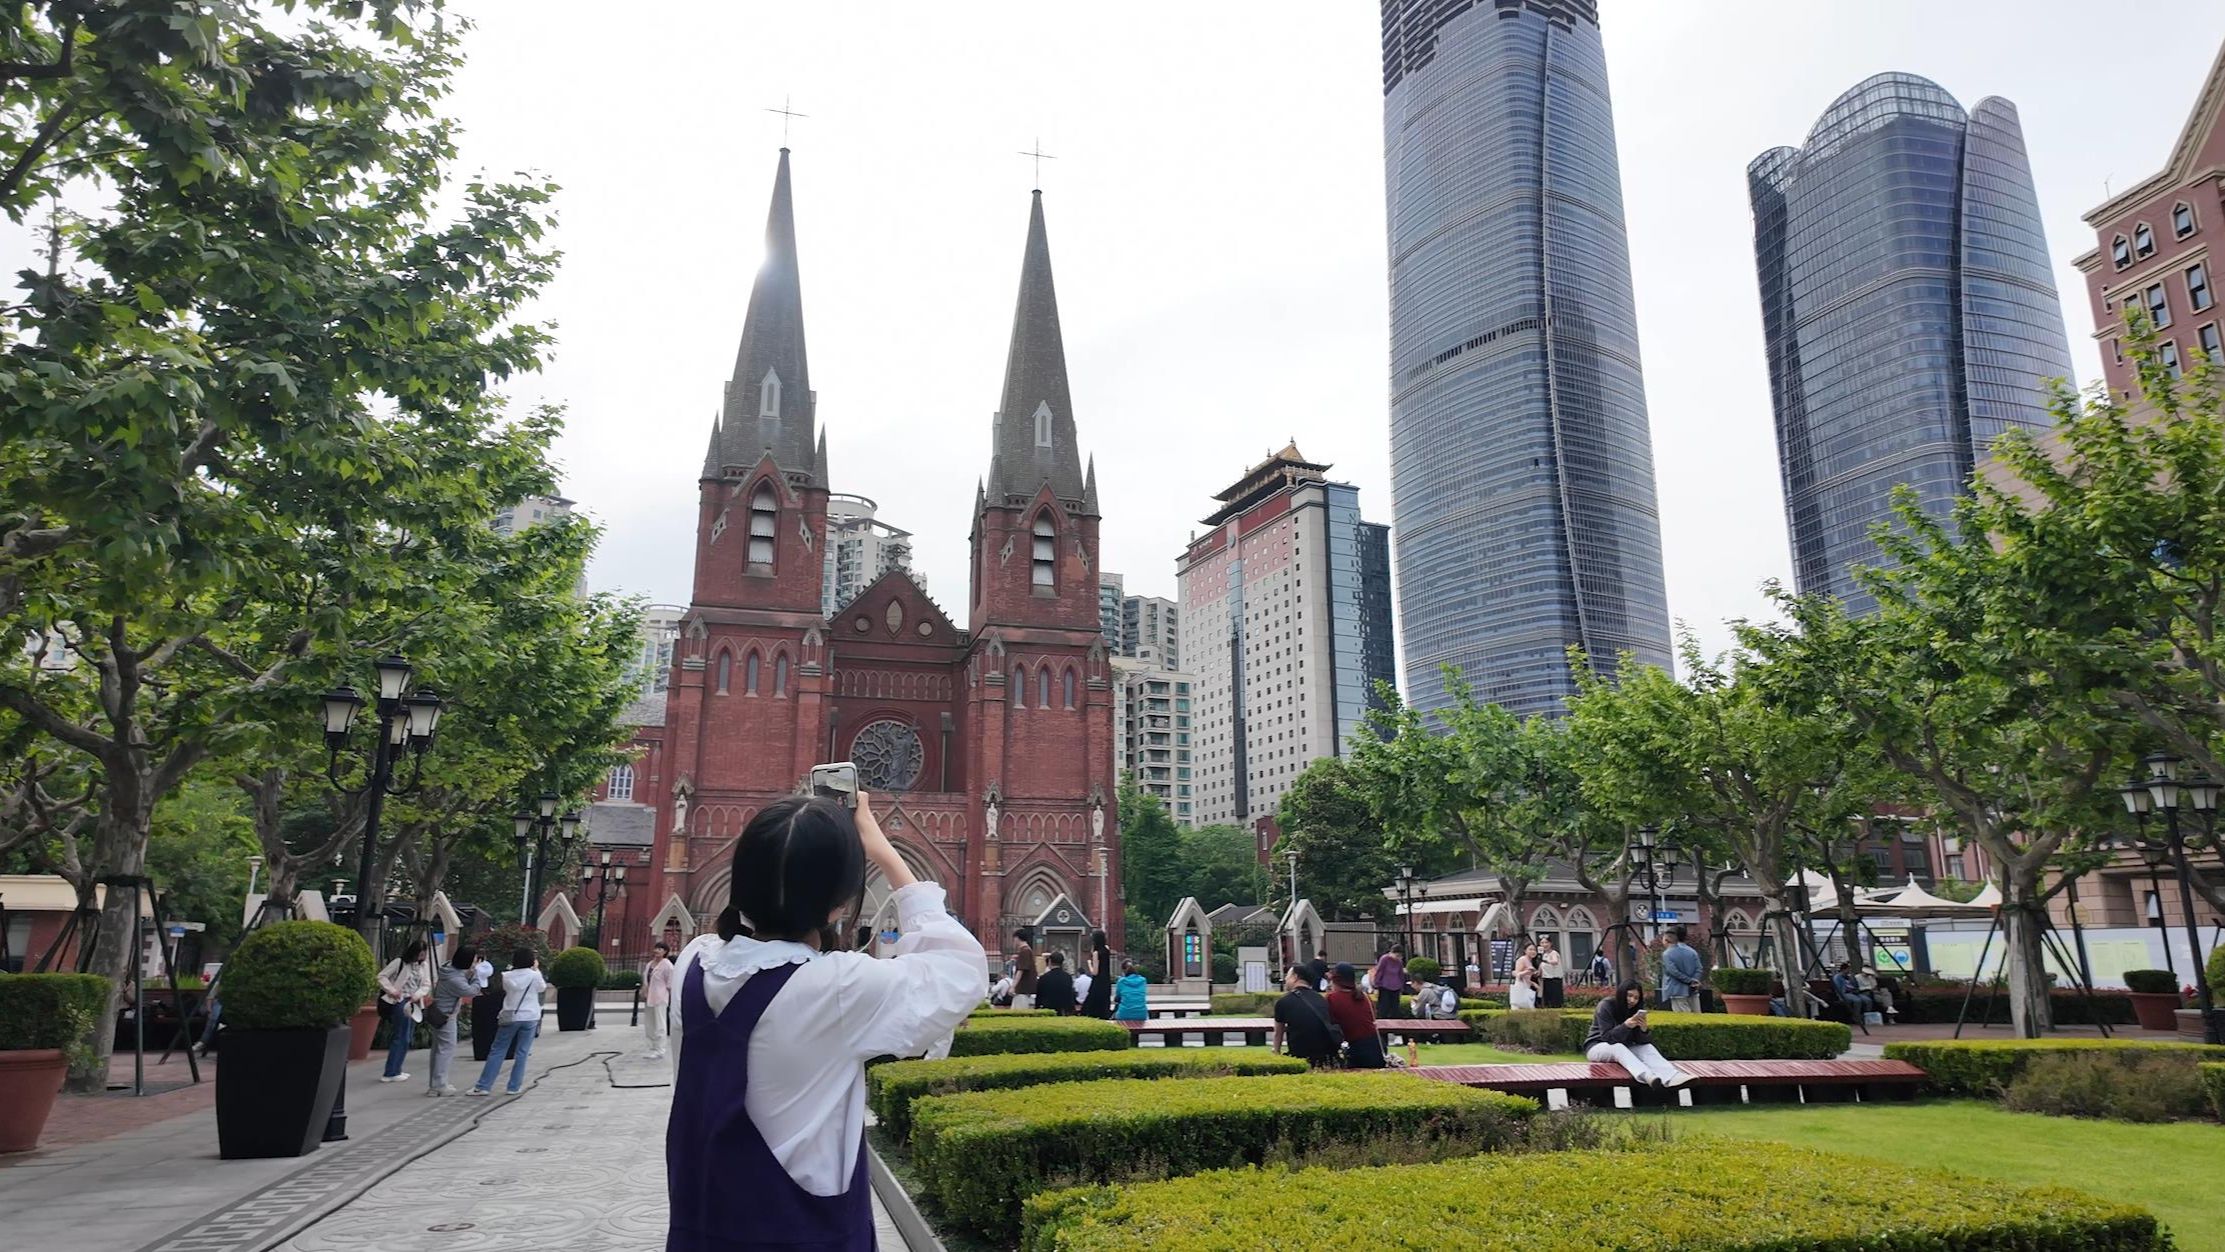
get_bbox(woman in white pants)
[1584,981,1690,1087]
[642,942,674,1060]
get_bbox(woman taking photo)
[1080,929,1115,1019]
[1584,980,1691,1088]
[666,792,982,1251]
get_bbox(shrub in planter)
[1709,966,1775,1015]
[217,921,378,1159]
[2001,1051,2212,1122]
[1209,952,1237,984]
[1405,956,1442,983]
[948,1016,1130,1057]
[868,1050,1307,1141]
[0,973,111,1152]
[1019,1143,2168,1251]
[2199,1062,2225,1121]
[2122,969,2185,1030]
[911,1071,1536,1241]
[548,947,605,1031]
[2122,969,2179,995]
[1882,1038,2225,1098]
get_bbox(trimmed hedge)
[868,1049,1307,1140]
[1208,992,1278,1015]
[1018,1143,2168,1252]
[1891,986,2137,1026]
[1883,1038,2225,1097]
[0,973,112,1066]
[1459,1008,1849,1059]
[2201,1062,2225,1121]
[912,1072,1537,1241]
[949,1015,1130,1057]
[223,921,378,1030]
[970,1007,1057,1018]
[1709,966,1773,995]
[1459,986,1609,1011]
[2122,969,2178,995]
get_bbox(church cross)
[1018,137,1056,188]
[766,96,808,144]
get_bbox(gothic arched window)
[1031,514,1056,589]
[747,482,778,568]
[607,763,634,802]
[774,653,789,697]
[1038,667,1052,709]
[745,651,761,695]
[759,369,781,418]
[1010,665,1026,708]
[716,652,732,694]
[1063,667,1077,709]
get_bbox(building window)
[774,653,789,696]
[1031,514,1056,588]
[1033,400,1053,448]
[2189,262,2213,312]
[2112,235,2132,269]
[2147,284,2171,329]
[716,652,732,694]
[2112,337,2124,364]
[1038,667,1052,709]
[2173,202,2196,238]
[745,651,761,695]
[747,483,778,567]
[1063,668,1077,709]
[1011,665,1026,708]
[2200,322,2221,361]
[759,370,781,418]
[2161,340,2182,378]
[607,764,634,802]
[2135,223,2155,258]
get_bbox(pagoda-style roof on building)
[1203,441,1333,526]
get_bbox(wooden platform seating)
[1409,1058,1925,1106]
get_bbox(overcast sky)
[121,5,2225,662]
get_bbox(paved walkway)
[1,1026,910,1251]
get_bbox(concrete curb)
[867,1142,945,1252]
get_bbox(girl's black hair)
[511,947,535,969]
[400,939,427,963]
[450,944,477,970]
[716,797,867,943]
[1605,979,1645,1023]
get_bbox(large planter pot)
[216,1025,350,1159]
[555,986,594,1032]
[0,1049,69,1153]
[1719,993,1775,1017]
[346,1003,380,1060]
[2129,992,2182,1031]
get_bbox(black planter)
[555,986,594,1031]
[216,1025,350,1159]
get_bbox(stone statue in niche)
[671,776,694,836]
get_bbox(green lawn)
[1681,1101,2225,1251]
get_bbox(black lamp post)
[510,794,579,926]
[1396,864,1418,956]
[2118,753,2221,1044]
[580,851,628,953]
[1631,825,1679,943]
[318,654,443,1144]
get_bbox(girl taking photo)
[666,791,983,1251]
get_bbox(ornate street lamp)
[514,797,583,925]
[581,850,628,953]
[2119,753,2221,1043]
[1396,864,1418,956]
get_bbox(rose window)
[851,719,924,792]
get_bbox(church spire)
[985,191,1090,512]
[700,414,722,482]
[714,148,819,484]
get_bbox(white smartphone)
[809,762,859,809]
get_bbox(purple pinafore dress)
[666,959,874,1251]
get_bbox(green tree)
[1176,825,1265,914]
[0,2,561,1085]
[144,777,257,948]
[1116,775,1183,930]
[1272,756,1393,923]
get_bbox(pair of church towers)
[647,149,1122,955]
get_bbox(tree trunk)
[2001,874,2054,1039]
[1758,886,1814,1018]
[73,811,150,1093]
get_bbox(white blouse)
[670,881,985,1195]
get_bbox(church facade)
[634,150,1122,958]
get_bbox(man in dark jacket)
[1034,951,1079,1014]
[1272,963,1341,1066]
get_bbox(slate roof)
[587,802,655,847]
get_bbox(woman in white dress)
[1508,942,1541,1010]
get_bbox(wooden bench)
[1123,1018,1472,1048]
[1409,1058,1925,1107]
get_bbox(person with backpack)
[1272,962,1342,1067]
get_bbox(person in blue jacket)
[1112,960,1150,1023]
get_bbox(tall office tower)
[1179,444,1398,826]
[1121,595,1180,671]
[1381,0,1674,718]
[1751,74,2075,611]
[1098,572,1126,653]
[1111,655,1197,826]
[820,493,917,616]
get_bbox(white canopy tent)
[1859,877,1990,919]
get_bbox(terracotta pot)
[0,1049,69,1153]
[2128,992,2182,1031]
[346,1003,381,1061]
[1719,994,1776,1017]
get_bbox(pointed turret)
[700,415,722,481]
[985,191,1090,511]
[713,148,819,485]
[813,427,829,484]
[1083,455,1099,514]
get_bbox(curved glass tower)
[1750,74,2074,612]
[1381,0,1673,719]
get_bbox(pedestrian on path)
[376,939,433,1084]
[1080,930,1114,1019]
[426,944,484,1096]
[643,942,674,1060]
[470,949,547,1097]
[470,948,500,1061]
[1539,937,1566,1007]
[1659,927,1704,1013]
[1371,946,1407,1019]
[667,792,982,1251]
[1010,927,1038,1010]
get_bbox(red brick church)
[625,150,1122,958]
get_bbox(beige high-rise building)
[1112,656,1195,826]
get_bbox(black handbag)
[424,1000,449,1030]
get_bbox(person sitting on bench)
[1857,965,1898,1021]
[1584,980,1690,1088]
[1830,963,1876,1021]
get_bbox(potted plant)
[0,973,110,1153]
[1405,956,1443,984]
[548,946,605,1031]
[216,921,377,1159]
[2122,969,2183,1031]
[1710,966,1776,1016]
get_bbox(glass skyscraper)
[1750,74,2074,612]
[1381,0,1673,719]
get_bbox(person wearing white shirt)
[666,792,982,1250]
[468,950,547,1096]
